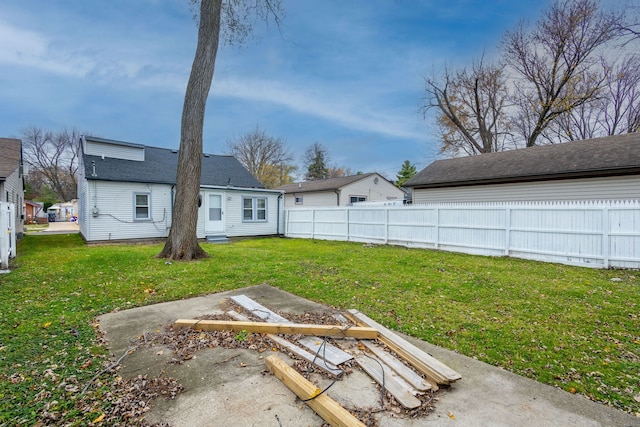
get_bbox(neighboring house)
[77,136,284,242]
[24,200,43,224]
[277,173,405,207]
[0,138,24,234]
[48,200,78,222]
[404,133,640,203]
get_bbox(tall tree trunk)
[158,0,222,260]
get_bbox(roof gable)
[0,138,22,179]
[82,138,264,189]
[276,173,379,194]
[405,133,640,188]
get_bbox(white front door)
[205,193,224,234]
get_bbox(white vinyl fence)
[284,200,640,269]
[0,202,16,269]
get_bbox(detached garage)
[404,133,640,203]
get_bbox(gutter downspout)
[335,189,341,206]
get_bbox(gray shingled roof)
[404,133,640,189]
[276,173,376,193]
[82,139,264,189]
[0,138,21,179]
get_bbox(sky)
[0,0,551,180]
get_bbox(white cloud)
[214,76,425,141]
[0,21,85,76]
[0,19,177,84]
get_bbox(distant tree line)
[423,0,640,157]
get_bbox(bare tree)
[21,126,82,202]
[158,0,282,260]
[599,55,640,134]
[423,57,511,156]
[327,167,353,178]
[225,126,294,188]
[502,0,624,147]
[540,55,640,141]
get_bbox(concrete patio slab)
[97,284,639,427]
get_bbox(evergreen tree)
[304,143,329,180]
[396,160,417,187]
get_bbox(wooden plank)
[354,355,422,409]
[175,319,377,339]
[266,355,366,427]
[345,309,461,384]
[360,340,432,391]
[230,294,290,323]
[298,337,355,366]
[227,310,343,377]
[268,334,343,376]
[231,295,354,365]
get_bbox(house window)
[134,193,151,220]
[295,195,303,205]
[243,197,267,222]
[350,195,366,204]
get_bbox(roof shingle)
[0,138,22,179]
[82,138,264,189]
[276,173,376,194]
[404,133,640,188]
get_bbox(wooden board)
[230,295,291,323]
[298,337,355,366]
[346,309,461,385]
[231,295,354,366]
[361,340,432,391]
[354,355,422,409]
[266,355,366,427]
[227,310,343,377]
[175,319,377,339]
[268,334,343,376]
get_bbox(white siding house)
[0,138,24,235]
[277,173,405,208]
[405,134,640,203]
[78,136,283,242]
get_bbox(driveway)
[30,221,80,234]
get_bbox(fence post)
[9,203,15,260]
[384,208,389,244]
[505,207,511,256]
[434,207,440,249]
[1,202,14,270]
[0,203,6,269]
[346,208,350,242]
[284,209,289,237]
[602,206,609,269]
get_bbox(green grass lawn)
[1,234,638,424]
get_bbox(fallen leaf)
[448,411,455,419]
[43,322,52,328]
[92,413,105,424]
